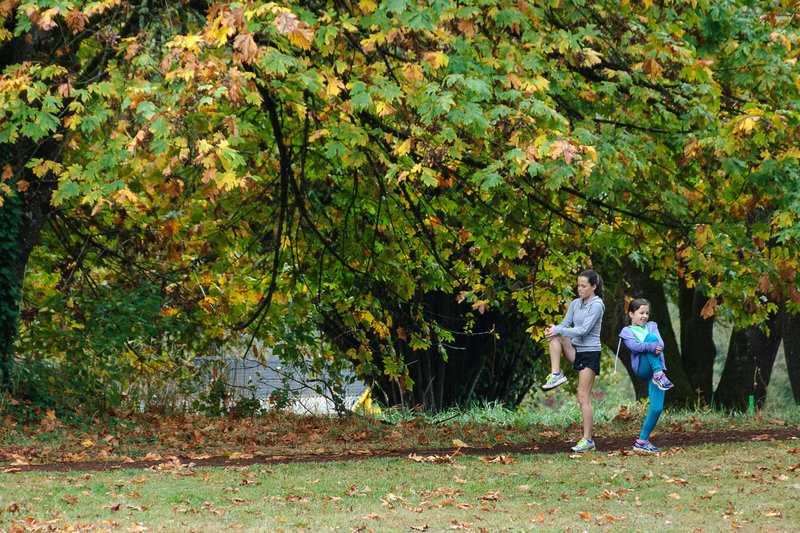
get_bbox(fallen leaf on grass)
[228,452,254,459]
[667,493,681,499]
[478,454,515,464]
[380,493,404,505]
[663,476,689,485]
[530,511,545,523]
[410,526,429,531]
[479,491,503,501]
[408,453,452,463]
[762,510,782,517]
[104,503,149,512]
[452,439,468,448]
[579,511,591,520]
[361,512,381,520]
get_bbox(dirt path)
[4,426,798,473]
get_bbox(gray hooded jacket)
[552,295,605,352]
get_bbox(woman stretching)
[542,269,605,453]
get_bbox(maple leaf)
[233,33,258,63]
[65,10,87,34]
[324,73,345,98]
[402,62,425,83]
[37,7,61,31]
[457,18,477,37]
[700,297,717,319]
[289,24,314,50]
[579,47,603,67]
[274,12,299,34]
[423,51,449,69]
[550,140,578,164]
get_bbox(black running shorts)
[574,350,601,375]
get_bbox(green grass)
[2,440,799,532]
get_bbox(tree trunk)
[714,308,784,410]
[782,309,800,405]
[677,286,718,405]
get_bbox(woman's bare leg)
[577,368,596,440]
[548,336,577,373]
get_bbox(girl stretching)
[618,298,673,453]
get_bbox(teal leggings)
[636,333,664,441]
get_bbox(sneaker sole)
[652,382,674,391]
[633,446,659,454]
[542,377,567,391]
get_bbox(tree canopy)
[2,0,799,411]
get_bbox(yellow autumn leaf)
[423,51,449,69]
[580,47,603,67]
[324,73,345,98]
[289,26,314,50]
[737,116,757,134]
[694,224,713,247]
[402,63,424,83]
[393,138,413,157]
[358,0,378,13]
[376,102,395,117]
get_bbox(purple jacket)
[619,321,666,374]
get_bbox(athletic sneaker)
[571,438,595,453]
[633,440,661,453]
[542,372,567,391]
[652,373,674,391]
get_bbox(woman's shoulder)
[586,295,605,310]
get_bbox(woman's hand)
[655,345,662,354]
[544,325,555,340]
